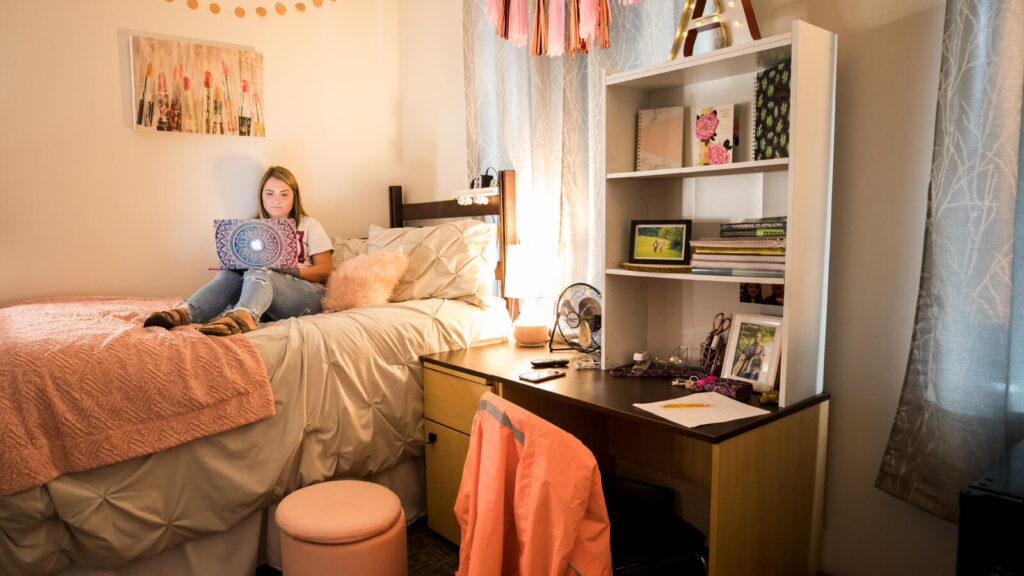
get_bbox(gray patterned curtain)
[463,0,685,288]
[876,0,1024,522]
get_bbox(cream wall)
[0,0,403,303]
[397,1,470,201]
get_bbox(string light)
[165,0,334,18]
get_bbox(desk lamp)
[503,244,560,347]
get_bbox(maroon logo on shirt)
[297,230,306,263]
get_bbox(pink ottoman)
[275,480,407,576]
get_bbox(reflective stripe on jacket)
[454,391,612,576]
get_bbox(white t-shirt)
[296,216,333,268]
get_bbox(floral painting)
[130,36,264,137]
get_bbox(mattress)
[0,298,510,576]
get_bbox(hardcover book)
[755,60,791,160]
[636,107,684,171]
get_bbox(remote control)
[530,358,570,368]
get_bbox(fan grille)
[551,283,602,354]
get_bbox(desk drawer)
[424,366,491,434]
[424,420,471,545]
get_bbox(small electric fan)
[549,283,602,354]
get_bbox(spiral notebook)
[636,106,684,171]
[755,60,791,160]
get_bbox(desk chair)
[454,391,612,576]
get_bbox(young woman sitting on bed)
[144,165,334,336]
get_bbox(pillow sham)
[321,251,410,313]
[367,220,497,307]
[330,236,369,265]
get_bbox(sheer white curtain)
[875,0,1024,522]
[463,0,684,290]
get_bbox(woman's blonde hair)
[256,165,307,225]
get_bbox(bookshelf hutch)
[602,20,837,408]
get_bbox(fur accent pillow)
[321,251,410,313]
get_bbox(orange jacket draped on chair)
[454,391,612,576]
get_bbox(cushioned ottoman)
[275,480,407,576]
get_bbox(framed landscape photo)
[721,313,784,392]
[628,219,692,265]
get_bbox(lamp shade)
[504,244,560,347]
[503,244,560,299]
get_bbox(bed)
[0,173,517,576]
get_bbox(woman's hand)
[296,250,333,284]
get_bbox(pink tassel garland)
[509,0,529,46]
[547,0,566,56]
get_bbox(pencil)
[663,403,710,408]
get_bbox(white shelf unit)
[602,21,836,408]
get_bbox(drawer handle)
[426,432,438,444]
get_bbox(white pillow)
[367,220,497,307]
[331,236,369,265]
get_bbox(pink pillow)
[321,252,410,313]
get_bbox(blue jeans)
[184,269,325,324]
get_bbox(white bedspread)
[0,298,509,576]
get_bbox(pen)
[663,403,710,408]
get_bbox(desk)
[422,342,829,576]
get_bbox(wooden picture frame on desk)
[721,313,784,393]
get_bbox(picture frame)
[628,219,692,265]
[721,312,784,392]
[739,282,784,306]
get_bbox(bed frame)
[388,170,517,315]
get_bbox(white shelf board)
[608,158,789,180]
[607,267,785,284]
[606,32,792,90]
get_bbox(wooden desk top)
[421,341,829,444]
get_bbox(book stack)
[720,216,786,237]
[690,220,786,278]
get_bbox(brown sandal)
[198,310,256,337]
[144,308,190,329]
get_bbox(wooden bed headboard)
[388,170,517,310]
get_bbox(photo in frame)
[721,313,784,392]
[739,283,784,306]
[628,219,692,265]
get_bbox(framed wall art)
[130,36,264,137]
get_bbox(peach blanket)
[0,297,275,495]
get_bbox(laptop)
[214,218,300,270]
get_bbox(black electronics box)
[958,438,1024,575]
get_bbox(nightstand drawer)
[424,420,471,544]
[424,365,492,435]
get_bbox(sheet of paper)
[633,392,769,427]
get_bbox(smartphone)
[519,369,566,383]
[530,358,570,368]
